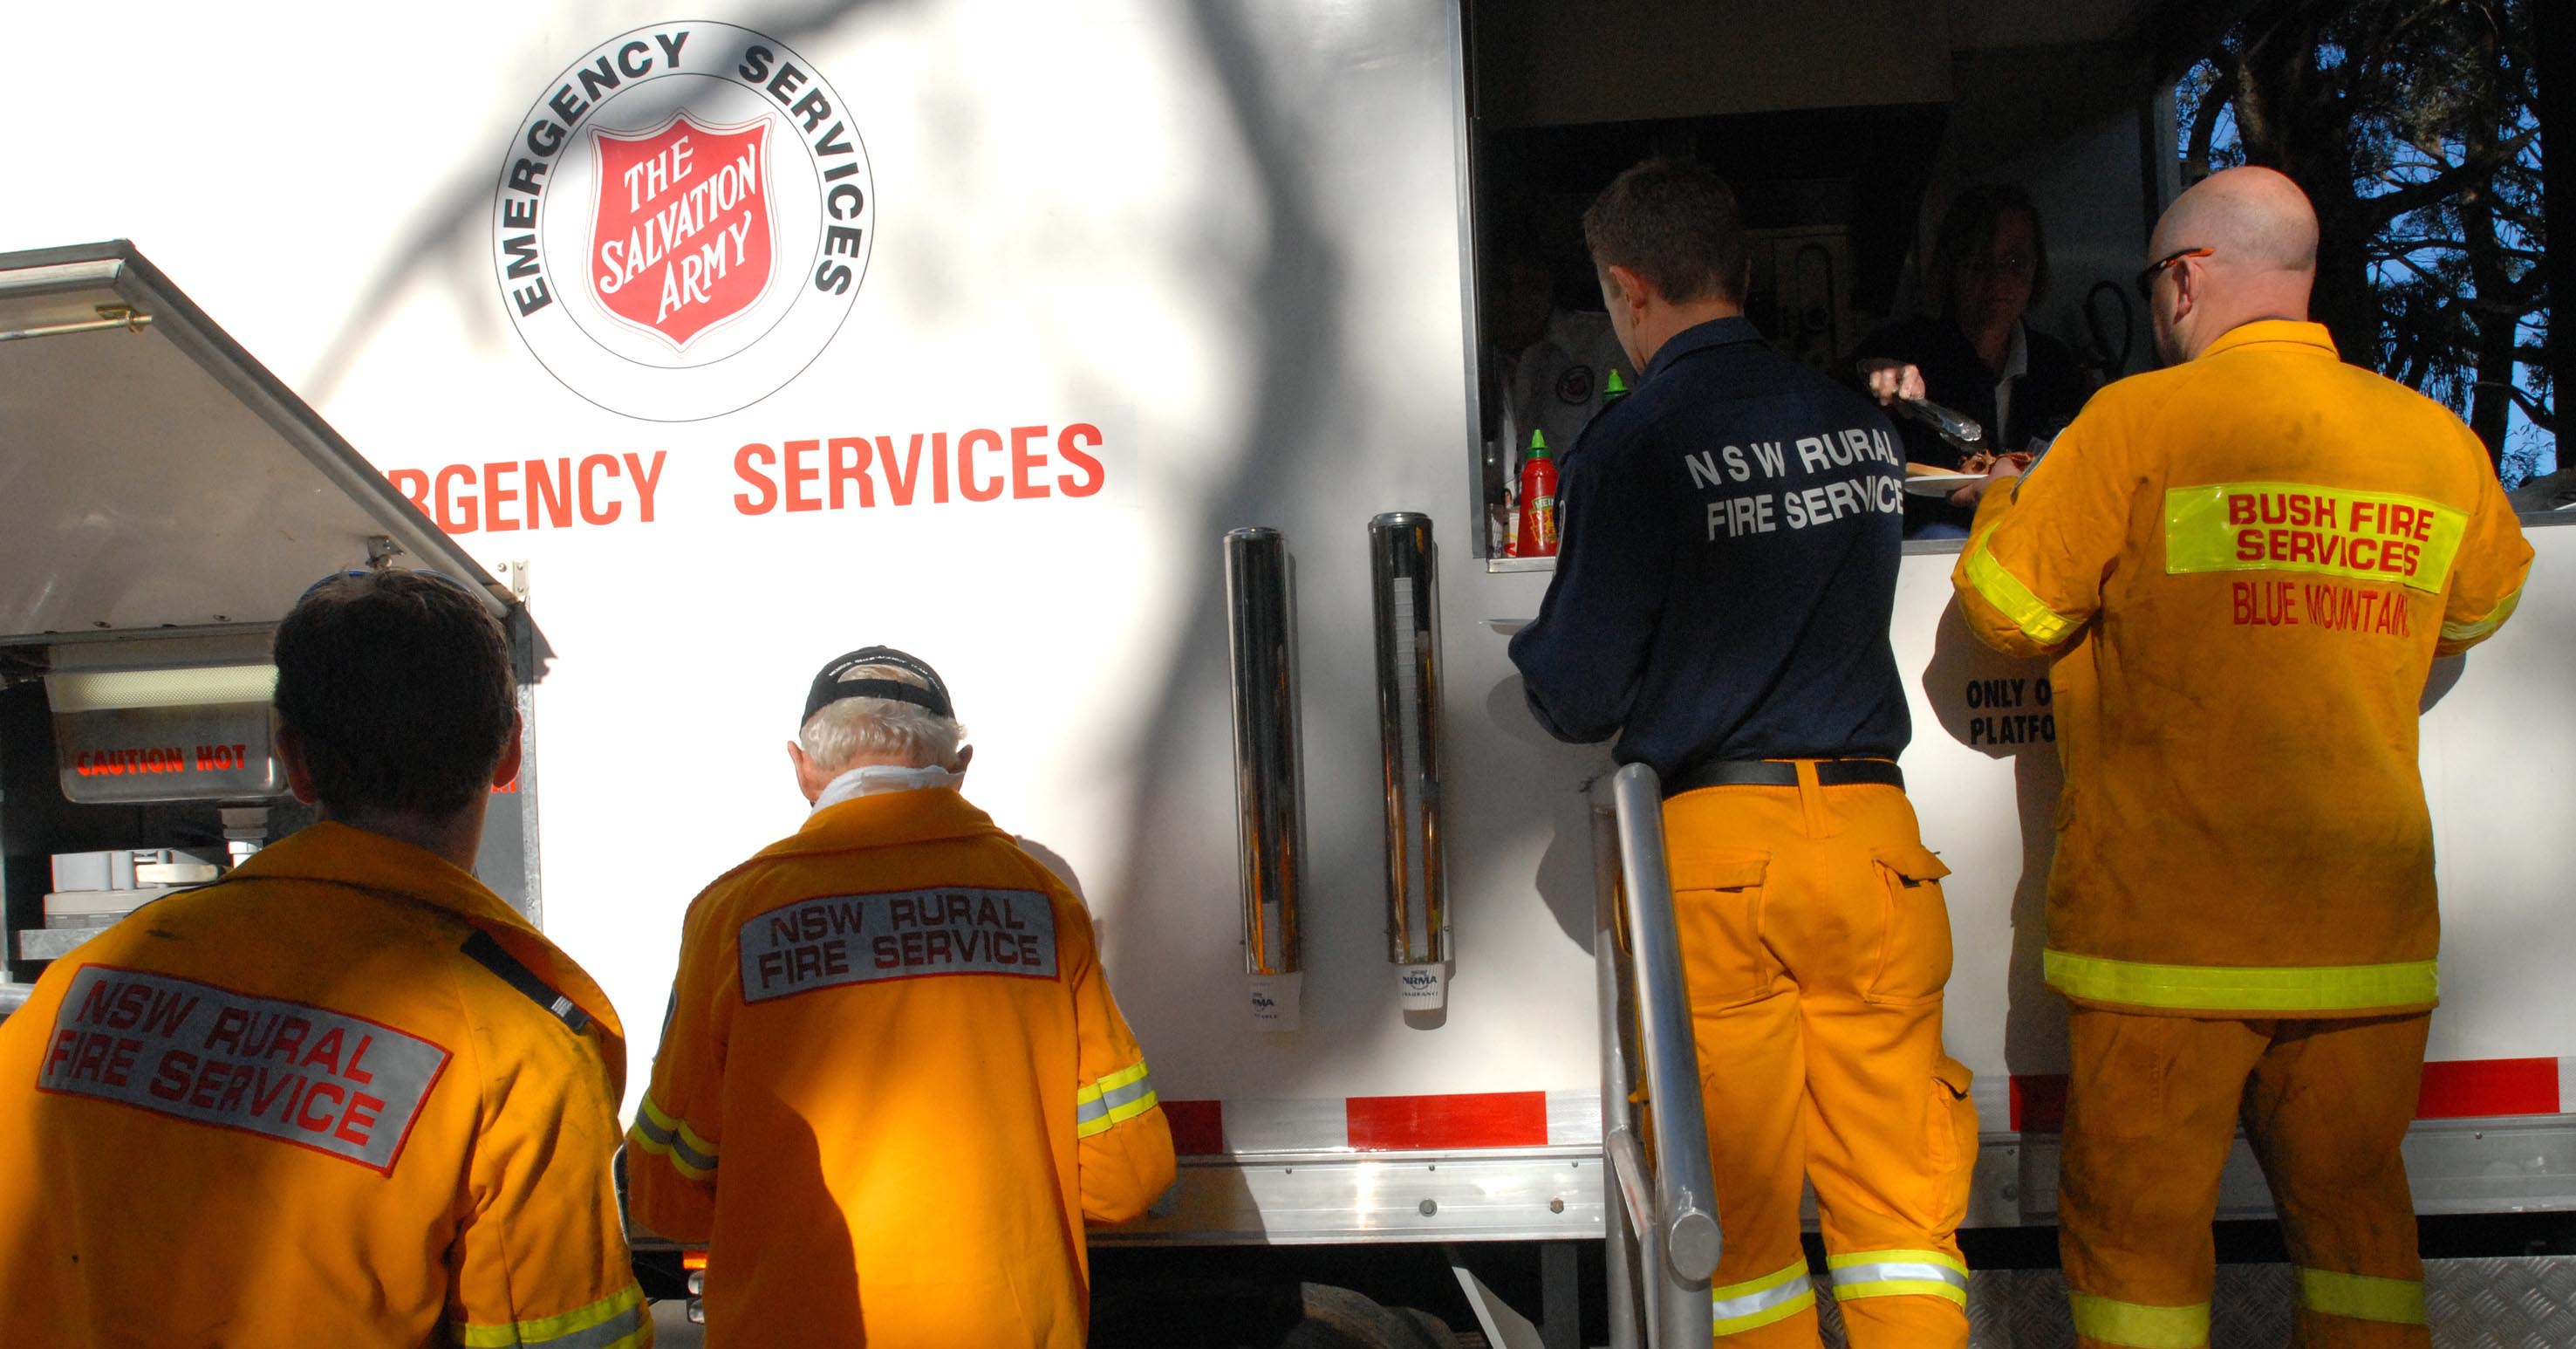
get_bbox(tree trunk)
[2233,9,2379,367]
[2534,0,2573,468]
[2461,184,2516,465]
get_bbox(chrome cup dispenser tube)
[1369,512,1449,1010]
[1223,527,1305,1031]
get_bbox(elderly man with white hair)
[628,647,1174,1348]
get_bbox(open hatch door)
[0,242,543,980]
[0,240,516,637]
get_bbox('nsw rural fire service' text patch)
[739,887,1057,1003]
[37,966,451,1174]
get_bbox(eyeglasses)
[2135,247,2213,299]
[1965,250,2036,278]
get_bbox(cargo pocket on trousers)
[1926,1055,1979,1233]
[1866,842,1954,1004]
[1666,852,1775,1010]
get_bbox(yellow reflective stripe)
[1832,1279,1967,1307]
[1710,1259,1815,1336]
[1825,1247,1968,1306]
[451,1284,646,1347]
[2297,1268,2427,1325]
[1076,1060,1157,1139]
[2442,582,2522,643]
[627,1122,714,1183]
[2044,949,2437,1012]
[2163,482,2466,593]
[2067,1291,2210,1348]
[1963,539,2077,646]
[631,1094,718,1180]
[639,1093,720,1161]
[1106,1085,1160,1126]
[1824,1248,1966,1276]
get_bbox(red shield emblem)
[588,114,777,351]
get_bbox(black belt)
[1664,758,1904,798]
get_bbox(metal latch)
[0,303,154,343]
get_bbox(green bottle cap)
[1527,429,1550,459]
[1603,368,1629,401]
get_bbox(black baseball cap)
[803,647,955,724]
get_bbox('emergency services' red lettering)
[734,423,1109,516]
[386,453,666,535]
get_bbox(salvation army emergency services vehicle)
[1,2,2569,1344]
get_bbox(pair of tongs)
[1855,358,1986,455]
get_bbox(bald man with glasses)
[1939,167,2532,1347]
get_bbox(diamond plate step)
[1803,1255,2574,1347]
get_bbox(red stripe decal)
[2417,1058,2560,1119]
[2008,1058,2566,1133]
[1163,1099,1225,1156]
[2010,1074,2069,1133]
[1345,1091,1549,1152]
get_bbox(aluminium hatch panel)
[0,240,514,641]
[0,241,546,942]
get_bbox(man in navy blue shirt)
[1509,161,1975,1349]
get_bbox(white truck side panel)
[4,3,2568,1178]
[0,0,1615,1109]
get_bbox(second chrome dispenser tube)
[1369,512,1448,1010]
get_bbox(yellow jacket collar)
[2197,319,2337,361]
[234,820,538,936]
[779,786,1002,859]
[229,821,628,1079]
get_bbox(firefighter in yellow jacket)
[1946,168,2532,1347]
[0,570,646,1347]
[627,647,1175,1347]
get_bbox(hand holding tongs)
[1855,357,1986,455]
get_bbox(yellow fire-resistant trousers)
[1661,769,1977,1348]
[2060,1008,2434,1349]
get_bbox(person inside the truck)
[1510,158,1977,1349]
[1851,183,2094,538]
[627,646,1174,1348]
[0,567,646,1348]
[1946,165,2532,1349]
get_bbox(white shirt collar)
[812,764,966,811]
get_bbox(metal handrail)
[1593,762,1718,1348]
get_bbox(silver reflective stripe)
[1101,1073,1154,1112]
[1712,1271,1813,1323]
[1829,1261,1969,1290]
[631,1111,716,1174]
[1074,1096,1111,1127]
[525,1301,646,1349]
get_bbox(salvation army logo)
[490,23,872,421]
[591,115,776,349]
